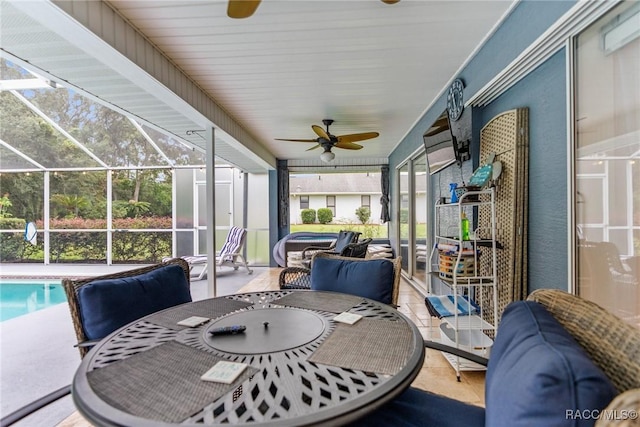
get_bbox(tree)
[51,194,90,218]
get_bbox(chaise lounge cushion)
[77,264,192,340]
[310,257,394,304]
[485,301,617,427]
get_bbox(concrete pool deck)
[0,263,268,426]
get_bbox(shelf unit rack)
[427,187,499,380]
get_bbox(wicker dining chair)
[279,252,402,306]
[279,266,312,290]
[62,258,191,358]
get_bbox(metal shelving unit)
[427,187,499,380]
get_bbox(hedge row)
[0,216,173,263]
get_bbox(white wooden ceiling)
[1,0,516,171]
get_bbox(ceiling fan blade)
[227,0,261,19]
[275,138,318,143]
[311,125,331,140]
[335,141,363,150]
[306,144,322,151]
[337,132,379,143]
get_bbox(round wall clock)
[447,79,465,122]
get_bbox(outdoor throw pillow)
[78,264,191,340]
[310,257,394,304]
[485,301,616,427]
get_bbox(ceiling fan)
[228,0,399,19]
[276,119,380,163]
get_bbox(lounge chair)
[300,229,361,261]
[168,226,253,279]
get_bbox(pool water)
[0,282,67,322]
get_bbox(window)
[300,195,309,210]
[326,195,336,216]
[574,2,639,325]
[398,164,410,273]
[288,172,387,237]
[413,153,427,286]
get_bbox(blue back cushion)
[78,265,192,340]
[310,257,394,304]
[486,301,616,427]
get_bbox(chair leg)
[196,263,208,280]
[237,255,253,274]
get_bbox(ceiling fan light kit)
[320,149,336,163]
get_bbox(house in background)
[288,172,428,227]
[289,173,386,225]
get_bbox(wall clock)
[447,79,465,122]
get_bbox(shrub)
[0,217,26,230]
[355,206,371,224]
[0,216,173,263]
[317,208,333,224]
[301,209,316,224]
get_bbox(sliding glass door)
[574,2,640,326]
[397,152,428,290]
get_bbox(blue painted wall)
[480,49,568,293]
[388,0,575,294]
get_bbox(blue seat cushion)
[78,264,192,340]
[486,301,617,427]
[310,257,394,304]
[348,387,485,427]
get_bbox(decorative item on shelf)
[449,183,459,203]
[438,248,479,282]
[469,152,504,189]
[454,184,482,202]
[469,163,493,188]
[490,160,503,186]
[460,212,470,241]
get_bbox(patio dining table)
[71,290,424,426]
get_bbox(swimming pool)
[0,281,67,322]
